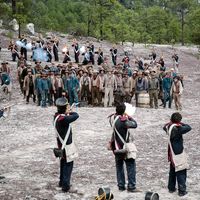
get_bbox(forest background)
[0,0,200,45]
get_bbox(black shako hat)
[56,97,68,107]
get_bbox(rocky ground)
[0,32,200,200]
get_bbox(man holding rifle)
[54,97,79,193]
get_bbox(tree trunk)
[12,0,16,15]
[181,10,185,46]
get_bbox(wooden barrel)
[138,93,150,108]
[145,192,159,200]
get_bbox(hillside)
[0,0,200,45]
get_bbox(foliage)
[1,0,200,44]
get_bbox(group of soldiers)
[1,35,184,110]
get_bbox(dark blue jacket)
[67,77,79,92]
[113,115,137,150]
[162,77,172,92]
[41,78,49,91]
[35,77,42,93]
[54,112,79,146]
[163,123,192,155]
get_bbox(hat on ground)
[56,97,68,107]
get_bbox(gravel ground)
[0,34,200,200]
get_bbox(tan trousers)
[173,93,182,110]
[104,87,114,107]
[149,89,158,108]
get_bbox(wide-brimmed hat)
[26,62,32,66]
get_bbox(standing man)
[123,73,131,103]
[67,70,80,106]
[72,39,80,63]
[110,45,117,66]
[80,70,91,103]
[20,35,27,60]
[54,97,79,193]
[163,112,191,197]
[88,43,95,65]
[23,69,36,104]
[8,40,19,62]
[104,69,117,107]
[53,38,59,62]
[162,72,173,108]
[91,71,99,106]
[97,47,104,66]
[148,70,159,109]
[172,53,179,73]
[110,103,138,192]
[122,52,130,69]
[40,73,49,108]
[128,71,137,101]
[96,69,105,106]
[53,73,64,104]
[171,76,183,110]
